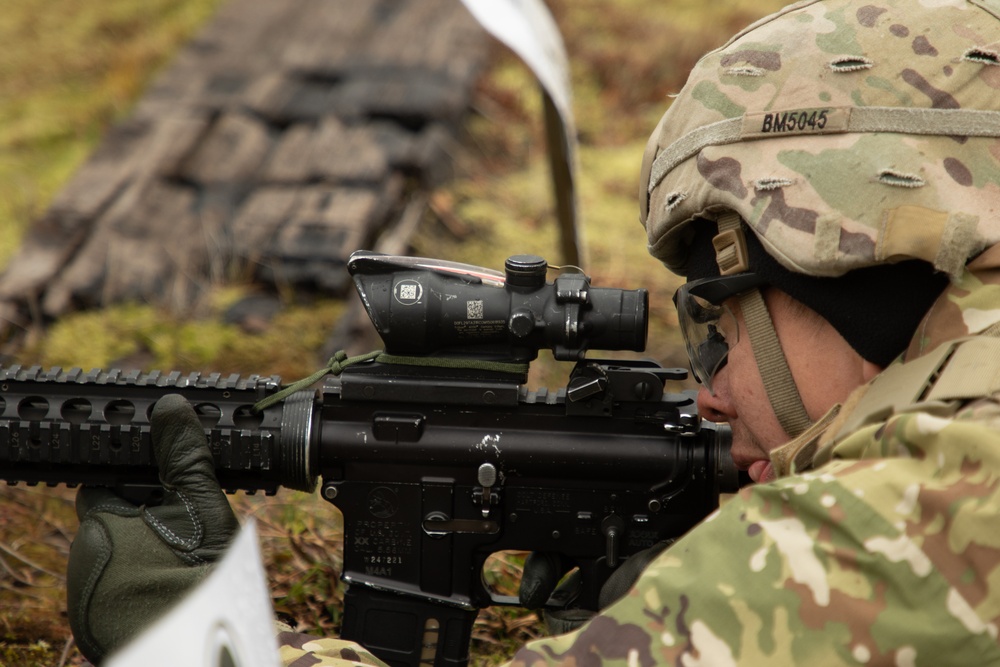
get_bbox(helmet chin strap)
[737,288,813,438]
[716,213,813,438]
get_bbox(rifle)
[0,251,739,667]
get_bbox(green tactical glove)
[67,394,240,664]
[519,541,673,635]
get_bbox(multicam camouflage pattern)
[640,0,1000,280]
[505,248,1000,665]
[277,631,390,667]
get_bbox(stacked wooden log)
[0,0,489,334]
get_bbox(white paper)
[460,0,583,264]
[460,0,574,135]
[105,521,280,667]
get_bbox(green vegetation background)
[0,0,787,664]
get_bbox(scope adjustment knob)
[509,309,536,338]
[504,255,548,289]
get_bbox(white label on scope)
[394,280,423,305]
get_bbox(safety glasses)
[673,273,764,393]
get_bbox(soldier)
[67,0,1000,664]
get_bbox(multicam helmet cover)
[640,0,1000,281]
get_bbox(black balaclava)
[683,220,949,367]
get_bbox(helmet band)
[644,106,1000,207]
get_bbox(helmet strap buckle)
[713,212,750,275]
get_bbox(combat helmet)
[640,0,1000,437]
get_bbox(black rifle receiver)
[0,252,738,667]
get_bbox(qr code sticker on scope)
[399,284,419,301]
[467,300,484,320]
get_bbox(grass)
[0,0,791,664]
[0,0,224,270]
[20,293,346,380]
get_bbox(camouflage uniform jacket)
[279,246,1000,665]
[509,247,1000,665]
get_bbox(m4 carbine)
[0,252,739,667]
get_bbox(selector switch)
[602,514,625,568]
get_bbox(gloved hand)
[67,394,239,664]
[519,553,594,634]
[518,541,673,635]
